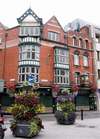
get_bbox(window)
[74,53,79,65]
[18,66,39,83]
[97,51,100,61]
[96,34,100,43]
[19,45,40,61]
[48,31,59,41]
[54,48,69,64]
[84,40,89,49]
[79,38,83,48]
[74,72,80,84]
[83,55,88,67]
[73,37,78,46]
[98,70,100,79]
[20,26,40,36]
[54,69,69,84]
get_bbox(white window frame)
[73,37,78,47]
[19,45,40,61]
[54,48,69,64]
[83,55,88,67]
[54,69,69,84]
[48,31,59,41]
[74,54,79,65]
[18,66,39,83]
[20,26,40,36]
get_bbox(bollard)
[81,109,83,120]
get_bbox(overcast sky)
[0,0,99,28]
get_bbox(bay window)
[55,48,69,64]
[54,69,69,84]
[18,66,39,83]
[19,45,40,61]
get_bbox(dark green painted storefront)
[0,87,97,112]
[75,88,97,111]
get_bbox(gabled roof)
[17,8,42,24]
[44,16,64,31]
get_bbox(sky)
[0,0,100,28]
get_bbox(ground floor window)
[18,66,39,83]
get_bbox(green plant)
[55,89,76,124]
[7,91,44,136]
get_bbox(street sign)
[0,80,4,92]
[28,74,36,85]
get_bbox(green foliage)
[7,91,44,136]
[58,101,75,113]
[28,119,39,136]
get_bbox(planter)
[7,92,44,138]
[55,110,76,125]
[11,121,40,138]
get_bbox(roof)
[17,8,42,25]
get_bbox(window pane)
[22,67,25,73]
[31,67,35,73]
[26,67,29,73]
[83,56,88,66]
[48,31,59,41]
[32,52,35,59]
[22,74,25,81]
[74,54,79,65]
[54,69,69,84]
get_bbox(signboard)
[0,80,4,92]
[76,106,89,111]
[28,74,36,86]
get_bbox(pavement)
[3,112,100,139]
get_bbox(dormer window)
[48,31,59,41]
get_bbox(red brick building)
[0,8,96,109]
[65,26,96,110]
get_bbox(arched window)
[73,37,78,46]
[79,38,83,48]
[83,52,88,67]
[84,40,89,49]
[74,51,80,65]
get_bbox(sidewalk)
[4,116,100,139]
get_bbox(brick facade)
[0,10,95,89]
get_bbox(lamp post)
[3,33,8,80]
